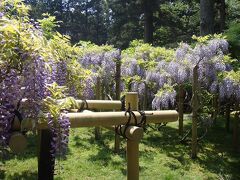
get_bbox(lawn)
[1,118,239,180]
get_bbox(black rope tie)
[115,103,148,139]
[10,99,27,134]
[137,111,146,127]
[115,104,131,139]
[78,99,89,112]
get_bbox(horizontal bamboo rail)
[58,99,122,110]
[36,110,178,129]
[21,98,122,110]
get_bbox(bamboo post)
[178,84,184,136]
[191,65,198,159]
[124,92,141,180]
[95,77,101,140]
[38,129,54,180]
[114,59,121,153]
[127,126,143,180]
[125,92,138,111]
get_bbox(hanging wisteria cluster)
[79,47,121,99]
[121,41,175,107]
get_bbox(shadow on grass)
[71,128,127,175]
[87,130,126,166]
[141,120,240,179]
[196,122,240,179]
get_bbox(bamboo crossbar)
[37,110,178,129]
[60,99,122,110]
[22,99,122,110]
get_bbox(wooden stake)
[191,65,198,159]
[233,103,239,151]
[225,103,231,132]
[178,84,184,136]
[115,55,121,100]
[143,83,148,110]
[95,77,101,140]
[114,57,121,153]
[212,94,219,124]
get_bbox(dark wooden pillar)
[38,129,54,180]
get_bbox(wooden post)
[38,129,54,180]
[143,83,148,110]
[178,84,184,136]
[115,56,121,101]
[212,94,218,124]
[225,103,231,132]
[233,103,239,151]
[95,77,101,140]
[115,59,121,153]
[191,66,199,159]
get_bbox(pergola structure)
[9,92,179,180]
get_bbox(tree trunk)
[192,66,199,159]
[212,94,219,125]
[143,0,153,43]
[225,103,231,132]
[219,0,226,32]
[200,0,214,35]
[85,0,89,40]
[115,56,121,100]
[233,103,239,152]
[114,57,121,153]
[178,84,185,136]
[95,77,101,140]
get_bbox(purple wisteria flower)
[82,76,96,99]
[47,112,70,157]
[219,78,234,100]
[0,12,4,18]
[152,89,177,110]
[0,69,22,146]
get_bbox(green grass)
[1,118,240,180]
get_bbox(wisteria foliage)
[0,0,89,157]
[1,0,240,160]
[121,36,239,110]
